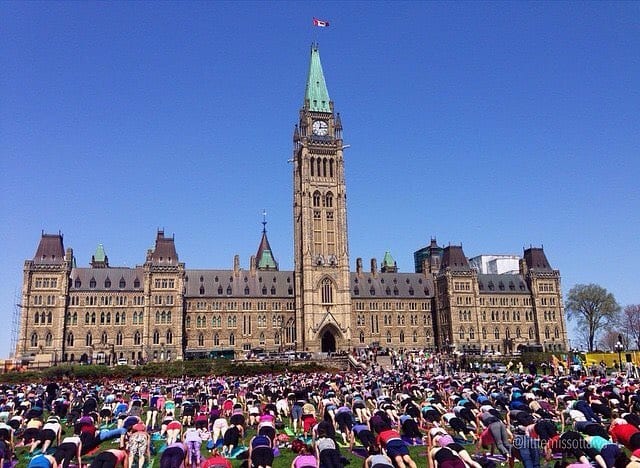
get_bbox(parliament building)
[16,45,568,365]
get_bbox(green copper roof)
[305,44,331,112]
[258,249,278,270]
[94,244,106,262]
[382,251,396,267]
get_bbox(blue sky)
[1,1,638,357]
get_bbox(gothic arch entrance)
[321,330,336,353]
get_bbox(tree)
[565,283,620,352]
[599,330,622,351]
[619,304,640,350]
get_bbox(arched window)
[516,327,521,338]
[213,333,219,346]
[545,327,550,339]
[31,333,38,347]
[386,331,392,343]
[310,157,315,176]
[85,332,92,347]
[72,312,77,325]
[101,331,108,344]
[413,330,418,343]
[134,331,141,345]
[482,327,487,339]
[325,192,333,208]
[185,316,191,328]
[229,333,235,346]
[469,327,475,339]
[166,330,173,344]
[274,332,280,345]
[313,191,321,207]
[153,330,160,345]
[259,332,265,346]
[554,327,560,338]
[198,334,204,346]
[45,332,52,347]
[66,332,74,347]
[359,331,365,344]
[459,327,465,339]
[35,313,40,325]
[106,312,111,324]
[321,278,333,304]
[91,312,96,324]
[116,331,123,346]
[101,312,105,325]
[119,278,126,288]
[47,311,52,324]
[120,312,125,325]
[529,327,534,339]
[494,327,500,339]
[399,331,405,343]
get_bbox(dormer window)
[105,278,111,288]
[90,278,96,289]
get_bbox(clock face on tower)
[312,120,328,136]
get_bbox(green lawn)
[13,423,427,468]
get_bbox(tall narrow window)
[321,278,333,304]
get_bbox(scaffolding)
[10,289,21,358]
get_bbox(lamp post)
[615,337,624,374]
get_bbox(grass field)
[12,422,428,468]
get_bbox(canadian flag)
[313,18,330,27]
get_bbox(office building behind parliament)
[16,45,568,365]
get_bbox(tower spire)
[305,44,331,112]
[255,211,278,271]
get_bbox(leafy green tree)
[566,283,620,352]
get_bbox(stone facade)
[15,45,568,364]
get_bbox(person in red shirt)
[376,427,417,468]
[609,419,640,450]
[201,450,232,468]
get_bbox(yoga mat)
[228,447,247,459]
[284,427,296,436]
[351,447,368,458]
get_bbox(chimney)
[65,248,74,262]
[371,258,377,277]
[233,255,240,274]
[250,255,256,274]
[356,258,363,276]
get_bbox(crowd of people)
[0,350,639,468]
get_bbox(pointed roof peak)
[94,244,106,262]
[381,251,397,273]
[255,214,278,271]
[305,43,331,112]
[91,243,109,268]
